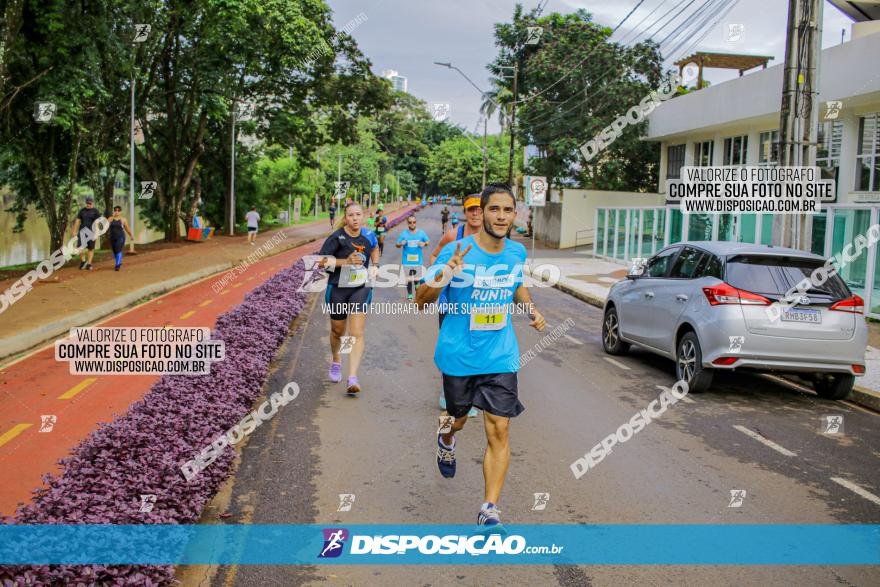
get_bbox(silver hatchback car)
[602,242,867,400]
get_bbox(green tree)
[490,6,663,193]
[426,134,514,196]
[0,0,128,250]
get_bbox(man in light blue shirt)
[395,214,429,301]
[416,184,546,531]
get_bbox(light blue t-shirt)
[425,235,526,376]
[397,228,429,266]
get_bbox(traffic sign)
[372,183,380,193]
[526,176,547,207]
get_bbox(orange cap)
[464,196,481,210]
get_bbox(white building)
[382,69,408,93]
[584,15,880,316]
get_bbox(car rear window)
[725,255,851,299]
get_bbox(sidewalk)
[514,234,880,412]
[0,203,408,363]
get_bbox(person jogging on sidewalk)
[246,206,260,245]
[430,194,483,412]
[70,197,102,270]
[328,200,337,229]
[440,205,450,232]
[108,206,134,271]
[395,214,429,301]
[415,183,546,531]
[317,202,380,395]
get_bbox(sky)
[326,0,856,134]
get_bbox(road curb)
[531,267,880,413]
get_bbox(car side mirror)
[626,258,646,280]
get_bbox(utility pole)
[773,0,822,250]
[229,99,236,235]
[482,116,488,190]
[507,62,518,187]
[288,146,293,225]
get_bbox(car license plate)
[781,308,821,324]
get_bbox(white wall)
[534,190,666,249]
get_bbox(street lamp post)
[433,61,494,189]
[130,24,150,252]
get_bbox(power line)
[527,0,732,141]
[512,0,649,107]
[523,1,704,131]
[658,0,725,47]
[520,1,687,128]
[668,0,740,61]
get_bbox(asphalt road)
[181,206,880,587]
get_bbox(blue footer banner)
[1,524,878,565]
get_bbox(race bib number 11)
[469,311,507,331]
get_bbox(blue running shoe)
[439,393,446,410]
[468,407,479,418]
[477,503,506,534]
[436,435,456,478]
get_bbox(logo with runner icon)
[821,415,844,435]
[318,528,349,558]
[39,415,57,433]
[531,492,550,511]
[337,493,356,512]
[339,336,356,354]
[728,489,746,508]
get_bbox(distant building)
[382,69,408,93]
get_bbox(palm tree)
[479,84,513,134]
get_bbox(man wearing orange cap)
[430,194,483,413]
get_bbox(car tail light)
[712,357,739,366]
[853,364,866,374]
[702,283,770,306]
[830,295,864,314]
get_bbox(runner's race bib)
[341,265,368,287]
[407,240,420,248]
[469,268,517,331]
[469,308,508,331]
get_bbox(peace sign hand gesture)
[445,242,472,274]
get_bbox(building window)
[817,120,843,190]
[693,140,713,167]
[758,130,778,165]
[667,144,685,179]
[723,135,748,165]
[857,113,880,191]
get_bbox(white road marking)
[603,357,630,371]
[563,334,583,345]
[732,425,797,457]
[830,477,880,506]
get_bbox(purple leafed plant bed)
[0,260,309,586]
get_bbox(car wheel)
[675,332,713,393]
[602,306,630,355]
[812,374,854,400]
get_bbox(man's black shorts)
[442,372,523,419]
[324,283,372,320]
[78,229,96,250]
